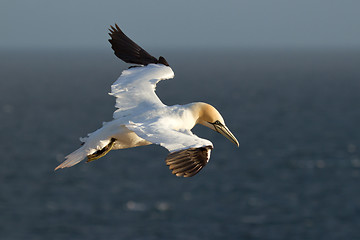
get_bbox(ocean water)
[1,49,360,240]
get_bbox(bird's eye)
[211,120,222,133]
[207,120,221,125]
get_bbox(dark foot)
[86,138,116,163]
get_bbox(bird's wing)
[165,146,213,177]
[110,64,174,119]
[109,24,169,66]
[126,123,213,177]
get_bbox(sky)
[1,0,360,50]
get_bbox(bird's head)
[192,103,239,147]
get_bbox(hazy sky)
[1,0,360,50]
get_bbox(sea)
[0,48,360,240]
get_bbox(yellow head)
[191,102,239,147]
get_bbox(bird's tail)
[54,146,88,171]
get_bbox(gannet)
[55,24,239,177]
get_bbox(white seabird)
[55,24,239,177]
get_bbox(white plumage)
[55,24,238,177]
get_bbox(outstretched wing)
[126,123,213,177]
[110,64,174,119]
[165,146,213,177]
[109,24,169,66]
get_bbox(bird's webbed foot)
[86,138,116,163]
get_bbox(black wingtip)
[158,56,169,66]
[108,24,169,66]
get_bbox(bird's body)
[55,24,238,177]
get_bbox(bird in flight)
[55,24,239,177]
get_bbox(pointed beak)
[214,122,239,147]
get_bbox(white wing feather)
[110,64,174,119]
[126,123,213,153]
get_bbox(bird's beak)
[213,122,239,147]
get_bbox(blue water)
[1,49,360,240]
